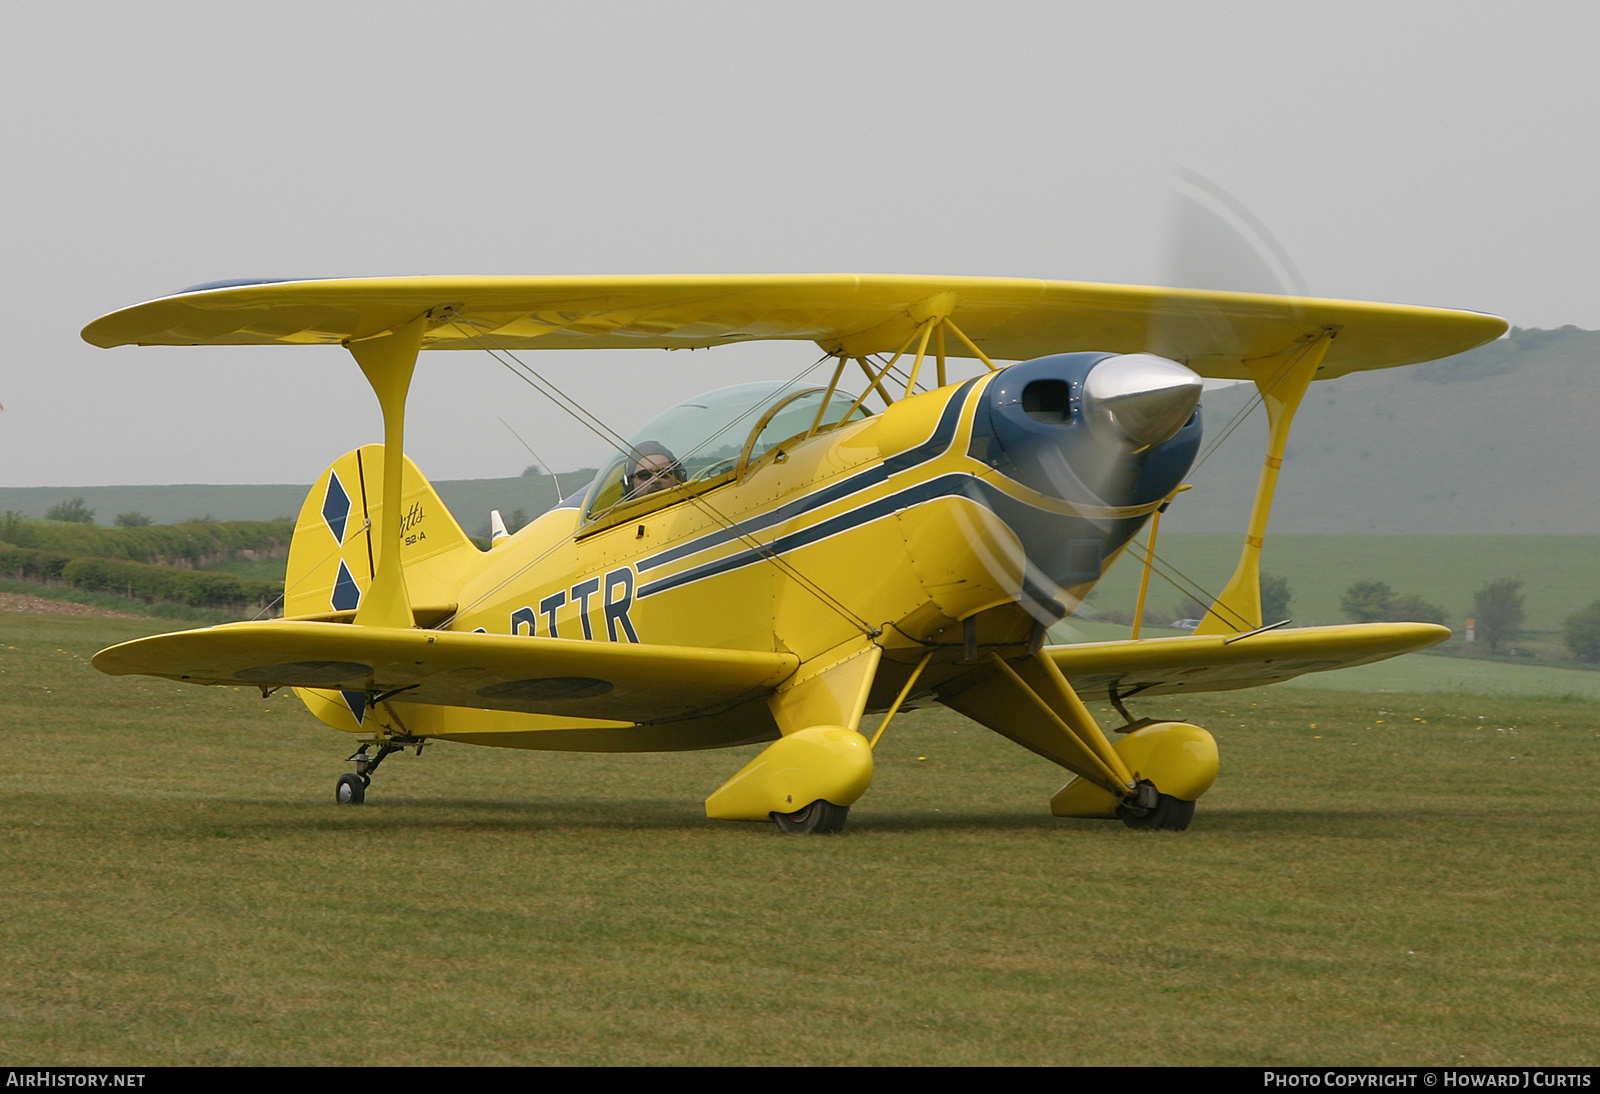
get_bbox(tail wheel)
[772,800,849,834]
[1118,793,1195,831]
[335,773,366,805]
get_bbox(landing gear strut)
[334,738,422,805]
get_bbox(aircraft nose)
[1082,354,1204,451]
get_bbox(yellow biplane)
[83,275,1504,832]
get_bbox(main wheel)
[335,773,366,805]
[772,800,849,834]
[1118,793,1194,831]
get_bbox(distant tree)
[1473,578,1525,654]
[509,508,529,533]
[1174,595,1210,622]
[1341,580,1393,623]
[522,465,544,477]
[1387,593,1446,627]
[1341,580,1447,626]
[114,511,153,528]
[44,497,94,524]
[1261,573,1292,622]
[1562,601,1600,663]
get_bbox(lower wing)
[93,621,798,724]
[1046,622,1448,699]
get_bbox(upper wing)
[81,274,1505,380]
[1045,623,1449,699]
[93,621,798,724]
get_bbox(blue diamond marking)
[322,472,352,545]
[341,690,366,726]
[331,559,361,612]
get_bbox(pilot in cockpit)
[626,441,687,498]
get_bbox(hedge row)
[0,513,294,566]
[0,545,73,582]
[60,557,280,609]
[0,547,280,609]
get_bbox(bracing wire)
[1185,385,1266,479]
[439,321,881,636]
[332,315,1298,639]
[1122,535,1255,631]
[497,417,564,499]
[1157,335,1333,626]
[866,351,932,398]
[1184,335,1326,482]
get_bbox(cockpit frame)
[574,380,871,538]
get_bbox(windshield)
[582,380,869,522]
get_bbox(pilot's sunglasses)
[634,467,679,482]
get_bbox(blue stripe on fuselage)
[634,377,981,575]
[635,470,1126,601]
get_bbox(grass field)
[3,611,1598,1065]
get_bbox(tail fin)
[287,445,480,734]
[285,444,479,622]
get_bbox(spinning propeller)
[1015,170,1309,632]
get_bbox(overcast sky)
[3,1,1596,486]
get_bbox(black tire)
[1118,793,1194,831]
[772,800,849,834]
[336,773,366,805]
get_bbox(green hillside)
[1169,326,1600,533]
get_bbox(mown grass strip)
[1,612,1595,1065]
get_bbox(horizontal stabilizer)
[1045,622,1448,699]
[93,621,798,724]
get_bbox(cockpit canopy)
[583,380,870,523]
